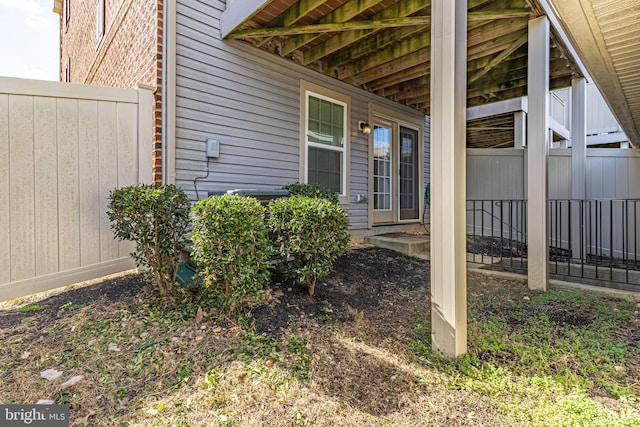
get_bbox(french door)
[372,119,420,224]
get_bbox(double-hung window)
[303,86,349,197]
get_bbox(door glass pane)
[374,125,392,211]
[400,127,419,220]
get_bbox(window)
[63,0,70,31]
[64,57,71,82]
[96,0,105,45]
[302,84,349,198]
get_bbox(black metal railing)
[466,199,640,290]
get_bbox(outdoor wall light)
[359,121,372,135]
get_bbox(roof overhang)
[546,0,640,148]
[220,0,584,120]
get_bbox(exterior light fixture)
[359,121,372,135]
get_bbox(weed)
[18,303,44,313]
[286,336,312,380]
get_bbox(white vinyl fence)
[467,148,640,260]
[0,77,153,301]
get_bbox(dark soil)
[0,274,148,331]
[0,244,429,344]
[253,244,429,338]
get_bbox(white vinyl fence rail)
[467,148,640,259]
[0,77,153,301]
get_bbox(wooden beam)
[467,8,532,21]
[256,0,330,47]
[468,33,528,84]
[228,16,432,39]
[326,25,424,69]
[467,17,528,48]
[338,33,427,80]
[367,64,429,92]
[274,0,329,27]
[356,48,428,85]
[303,1,429,64]
[281,0,387,55]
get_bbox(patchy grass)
[1,245,639,426]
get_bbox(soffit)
[547,0,640,147]
[223,0,583,117]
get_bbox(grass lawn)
[1,245,639,426]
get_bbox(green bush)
[268,196,350,296]
[282,182,339,204]
[190,194,272,312]
[107,184,190,298]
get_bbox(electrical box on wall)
[206,138,220,158]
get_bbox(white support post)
[514,111,527,148]
[527,16,550,290]
[430,0,467,357]
[571,77,587,260]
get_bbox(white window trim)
[96,0,105,47]
[300,80,350,203]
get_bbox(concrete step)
[364,233,430,257]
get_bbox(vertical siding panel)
[601,157,616,199]
[34,97,59,275]
[0,95,10,284]
[628,156,640,198]
[57,98,81,271]
[116,102,138,258]
[614,156,628,198]
[587,156,603,198]
[98,101,119,261]
[549,152,571,199]
[549,155,558,199]
[9,95,36,281]
[78,100,101,266]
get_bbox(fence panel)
[0,77,152,301]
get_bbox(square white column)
[571,77,587,260]
[430,0,467,357]
[526,16,550,290]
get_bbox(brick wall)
[58,0,163,184]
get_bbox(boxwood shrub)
[190,194,272,312]
[268,195,350,296]
[282,182,339,204]
[107,184,190,298]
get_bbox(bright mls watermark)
[1,405,69,426]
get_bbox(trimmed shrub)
[283,182,339,204]
[268,195,350,296]
[190,194,272,312]
[107,184,190,298]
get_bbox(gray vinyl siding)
[423,116,431,224]
[175,0,429,230]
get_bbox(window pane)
[308,147,341,193]
[307,96,343,147]
[309,96,319,119]
[373,125,392,211]
[400,127,419,220]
